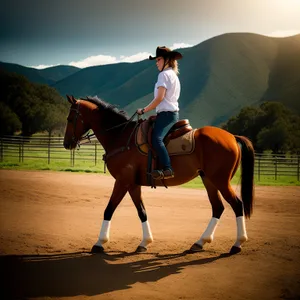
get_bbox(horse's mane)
[82,96,130,122]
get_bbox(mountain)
[52,60,155,102]
[0,62,51,85]
[0,62,80,85]
[38,65,80,83]
[261,34,300,112]
[2,33,300,128]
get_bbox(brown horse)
[63,95,255,254]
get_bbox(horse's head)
[63,95,91,150]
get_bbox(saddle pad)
[136,129,196,156]
[167,129,196,156]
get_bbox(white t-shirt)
[154,67,180,113]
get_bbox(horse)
[63,95,255,255]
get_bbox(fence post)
[258,155,261,181]
[21,139,24,162]
[275,156,277,180]
[72,149,75,167]
[19,142,21,163]
[94,142,97,166]
[0,137,3,162]
[297,156,300,181]
[48,136,51,164]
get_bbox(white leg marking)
[139,220,153,248]
[196,217,219,247]
[233,216,248,247]
[95,220,111,247]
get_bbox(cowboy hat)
[149,46,183,60]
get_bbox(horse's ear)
[66,94,77,104]
[66,94,72,104]
[71,95,77,103]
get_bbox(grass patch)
[1,158,299,187]
[0,162,20,167]
[0,158,106,174]
[181,168,300,188]
[1,137,299,187]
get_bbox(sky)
[1,0,300,69]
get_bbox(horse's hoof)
[91,245,104,253]
[230,246,241,255]
[135,246,147,253]
[189,243,204,252]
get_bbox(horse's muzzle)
[64,140,76,150]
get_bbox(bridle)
[69,100,85,147]
[67,100,142,165]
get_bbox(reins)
[102,112,142,168]
[79,111,139,143]
[72,106,142,171]
[106,111,138,132]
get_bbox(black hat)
[149,46,183,60]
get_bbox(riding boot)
[151,168,174,180]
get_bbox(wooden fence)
[0,135,299,181]
[0,135,105,170]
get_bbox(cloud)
[170,43,194,50]
[68,43,194,68]
[266,29,300,37]
[119,52,151,63]
[31,64,58,69]
[68,52,152,68]
[69,54,117,68]
[30,43,194,69]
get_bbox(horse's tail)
[235,135,255,219]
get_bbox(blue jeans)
[151,111,179,170]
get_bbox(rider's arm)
[143,86,166,113]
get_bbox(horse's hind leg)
[190,176,224,252]
[92,179,128,253]
[128,184,153,252]
[219,183,248,254]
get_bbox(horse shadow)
[0,250,231,299]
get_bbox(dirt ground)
[0,170,300,300]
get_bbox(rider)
[137,46,183,180]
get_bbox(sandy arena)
[0,170,300,300]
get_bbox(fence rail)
[0,135,106,171]
[0,135,299,181]
[255,154,300,181]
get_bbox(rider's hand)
[136,108,145,115]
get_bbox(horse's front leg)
[91,179,128,253]
[128,184,153,253]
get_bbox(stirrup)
[151,169,174,180]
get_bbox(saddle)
[136,116,195,155]
[135,116,196,187]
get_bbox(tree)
[222,101,300,153]
[222,106,264,149]
[256,119,290,153]
[0,70,69,136]
[42,103,69,136]
[0,102,22,135]
[288,114,300,154]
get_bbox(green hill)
[53,33,300,127]
[261,34,300,112]
[0,62,52,84]
[0,70,69,136]
[39,65,80,83]
[0,62,80,85]
[2,33,300,128]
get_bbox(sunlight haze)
[0,0,299,69]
